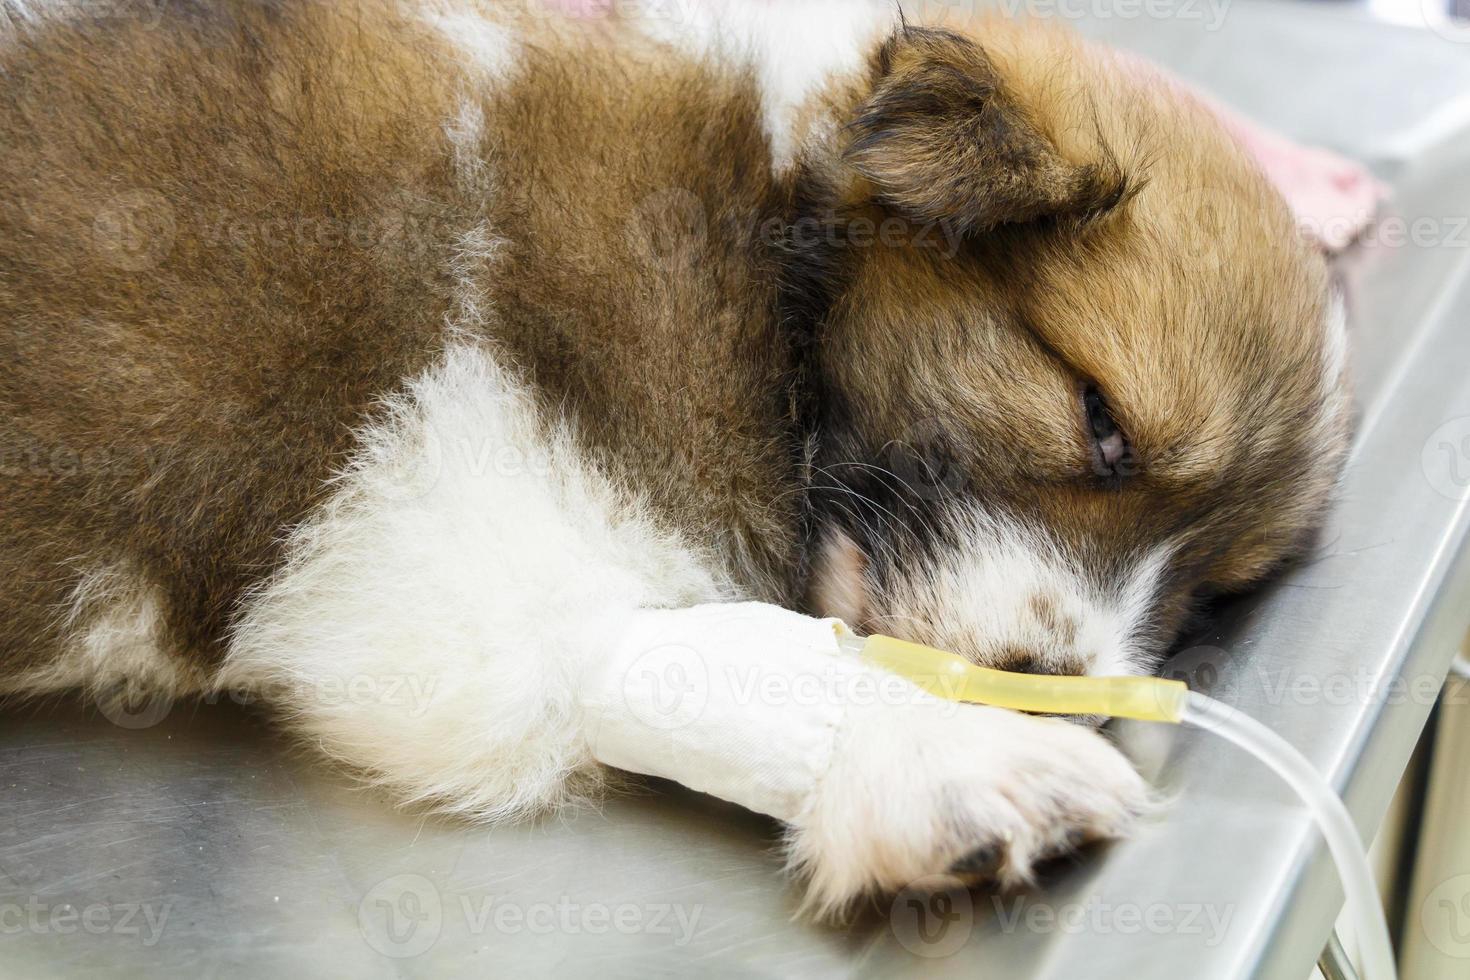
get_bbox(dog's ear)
[843,27,1127,234]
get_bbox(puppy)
[0,0,1348,915]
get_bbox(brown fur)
[0,4,1346,694]
[0,0,807,679]
[3,0,464,674]
[798,18,1344,663]
[844,26,1129,234]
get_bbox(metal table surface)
[5,2,1470,977]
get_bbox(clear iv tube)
[842,631,1398,979]
[1181,691,1395,980]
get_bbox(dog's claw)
[948,843,1003,879]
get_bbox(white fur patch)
[864,512,1172,679]
[1323,288,1350,390]
[426,5,521,80]
[809,529,868,627]
[1089,539,1175,677]
[629,0,894,173]
[445,220,505,337]
[1309,288,1353,465]
[224,342,729,819]
[445,98,493,197]
[3,564,197,699]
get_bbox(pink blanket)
[1210,100,1386,252]
[1103,48,1385,252]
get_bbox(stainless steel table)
[6,2,1470,977]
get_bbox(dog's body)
[0,0,1349,912]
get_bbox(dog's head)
[798,23,1349,677]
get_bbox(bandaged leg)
[582,602,870,822]
[581,601,1150,916]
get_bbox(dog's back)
[0,0,805,692]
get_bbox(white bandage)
[579,603,873,823]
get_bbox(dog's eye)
[1083,385,1130,476]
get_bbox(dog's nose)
[1003,657,1065,676]
[988,648,1081,677]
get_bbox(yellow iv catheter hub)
[838,630,1397,980]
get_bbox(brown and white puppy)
[0,0,1348,916]
[802,22,1348,675]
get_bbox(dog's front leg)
[580,601,1150,916]
[223,343,742,820]
[224,343,1145,910]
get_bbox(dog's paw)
[785,696,1150,919]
